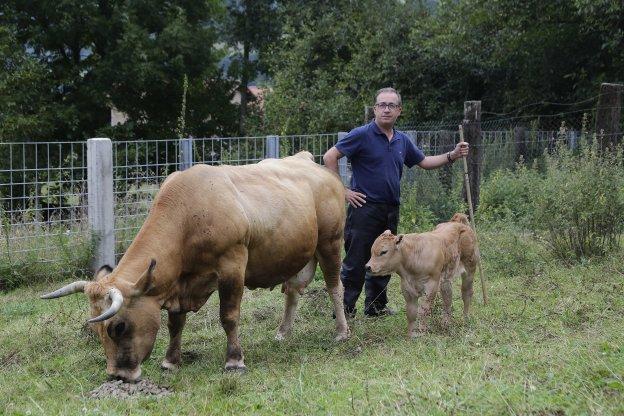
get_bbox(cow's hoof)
[224,364,247,374]
[275,332,287,342]
[161,359,180,371]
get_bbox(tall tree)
[1,0,237,140]
[263,0,424,134]
[222,0,281,135]
[0,25,58,141]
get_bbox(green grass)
[1,229,623,415]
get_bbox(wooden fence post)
[364,106,375,123]
[462,101,482,210]
[87,138,115,270]
[595,82,623,150]
[514,126,527,163]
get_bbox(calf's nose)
[365,264,372,272]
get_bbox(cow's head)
[41,260,161,382]
[365,230,403,276]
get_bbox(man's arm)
[323,146,367,207]
[323,146,342,175]
[418,142,469,170]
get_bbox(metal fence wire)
[0,141,89,264]
[0,127,616,267]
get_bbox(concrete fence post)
[265,135,279,159]
[337,132,348,185]
[179,138,194,170]
[87,138,115,270]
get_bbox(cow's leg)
[161,311,187,370]
[461,264,475,321]
[317,243,350,341]
[218,248,247,372]
[417,278,439,334]
[276,259,317,341]
[440,277,453,329]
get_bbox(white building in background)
[110,107,129,126]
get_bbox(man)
[323,87,469,317]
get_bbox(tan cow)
[41,152,349,381]
[365,213,478,338]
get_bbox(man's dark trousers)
[340,202,399,315]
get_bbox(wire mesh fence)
[0,141,89,265]
[1,125,621,270]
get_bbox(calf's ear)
[396,235,404,246]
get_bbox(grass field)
[1,229,623,415]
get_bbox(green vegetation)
[0,219,94,291]
[1,227,623,414]
[479,140,624,261]
[2,1,623,139]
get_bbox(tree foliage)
[1,0,237,140]
[1,0,623,139]
[265,0,624,133]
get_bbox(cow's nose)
[365,265,372,272]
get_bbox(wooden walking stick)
[459,125,489,304]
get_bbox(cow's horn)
[87,288,124,323]
[40,281,88,299]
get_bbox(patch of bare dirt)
[89,379,172,399]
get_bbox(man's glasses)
[374,102,400,111]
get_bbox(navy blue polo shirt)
[335,121,425,205]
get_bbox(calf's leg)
[401,283,420,338]
[417,278,439,334]
[461,265,475,321]
[440,278,453,329]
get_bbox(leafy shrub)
[0,217,94,291]
[532,140,624,260]
[479,227,550,280]
[400,167,465,233]
[478,163,542,229]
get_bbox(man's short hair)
[375,87,402,105]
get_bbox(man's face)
[373,92,402,128]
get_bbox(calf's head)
[365,230,403,276]
[41,260,161,382]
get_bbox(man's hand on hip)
[346,189,366,208]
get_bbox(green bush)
[478,163,543,229]
[533,140,624,260]
[400,167,465,233]
[0,220,94,291]
[479,227,550,280]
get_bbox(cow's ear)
[396,235,404,246]
[134,259,156,295]
[94,265,113,282]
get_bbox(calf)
[365,214,478,337]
